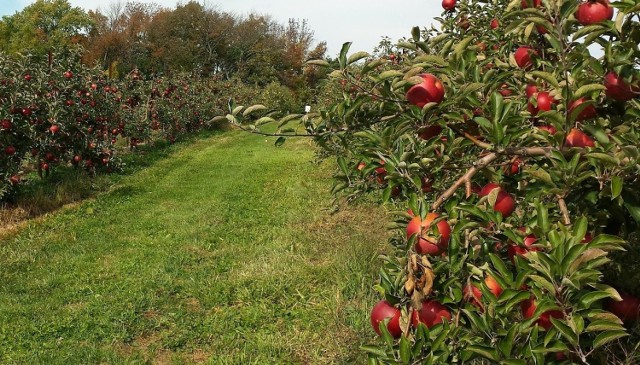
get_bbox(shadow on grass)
[0,127,228,237]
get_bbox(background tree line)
[0,0,329,99]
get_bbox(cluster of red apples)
[370,21,640,337]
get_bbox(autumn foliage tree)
[226,0,640,362]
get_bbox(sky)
[0,0,441,56]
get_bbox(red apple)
[527,91,554,116]
[490,18,499,29]
[604,72,637,101]
[9,175,20,185]
[421,176,433,193]
[525,84,538,98]
[568,98,597,121]
[521,297,564,330]
[537,124,558,134]
[499,84,513,97]
[514,46,537,69]
[418,125,443,140]
[412,299,452,328]
[371,300,402,338]
[406,74,445,108]
[24,74,31,81]
[521,0,542,8]
[565,128,595,148]
[375,166,387,184]
[479,183,516,217]
[465,276,504,307]
[508,230,540,262]
[49,124,60,134]
[506,158,523,175]
[1,120,11,130]
[63,70,73,79]
[407,213,451,255]
[606,292,640,322]
[442,0,456,10]
[4,146,16,155]
[576,0,614,25]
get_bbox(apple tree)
[226,0,640,362]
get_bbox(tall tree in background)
[0,0,94,55]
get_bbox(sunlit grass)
[0,131,389,364]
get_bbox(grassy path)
[0,132,389,364]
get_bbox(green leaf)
[528,274,556,294]
[338,42,352,69]
[550,317,578,346]
[337,156,349,175]
[499,325,518,357]
[490,92,505,144]
[243,104,267,116]
[525,168,555,186]
[563,243,588,276]
[572,24,607,41]
[489,254,511,281]
[611,176,623,199]
[362,59,386,74]
[502,360,527,365]
[413,55,447,66]
[544,33,563,53]
[210,115,228,123]
[232,105,245,115]
[360,345,387,357]
[537,203,550,233]
[592,330,628,350]
[411,26,421,42]
[255,116,276,126]
[305,59,330,67]
[585,320,626,332]
[530,71,559,88]
[586,153,619,165]
[572,216,589,245]
[624,201,640,223]
[347,51,370,65]
[453,36,474,59]
[378,70,404,81]
[574,84,606,99]
[467,345,499,361]
[588,234,626,250]
[399,336,411,364]
[274,136,286,147]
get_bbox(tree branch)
[432,152,499,210]
[227,121,319,137]
[558,197,571,225]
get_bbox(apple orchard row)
[0,51,225,199]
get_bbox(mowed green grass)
[0,132,389,364]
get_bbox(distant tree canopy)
[0,0,95,55]
[1,0,328,90]
[80,1,328,88]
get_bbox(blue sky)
[0,0,440,56]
